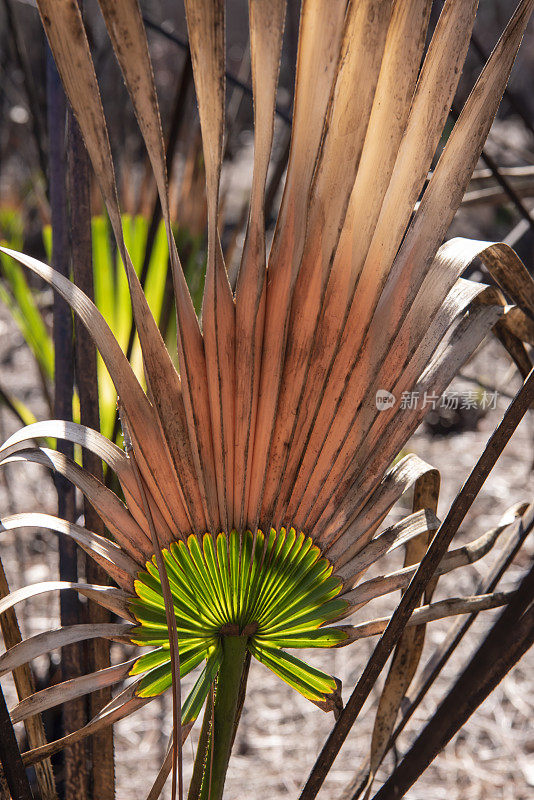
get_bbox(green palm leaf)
[129,530,347,705]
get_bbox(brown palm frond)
[1,1,534,799]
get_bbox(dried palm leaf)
[1,2,534,799]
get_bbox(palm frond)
[1,1,534,798]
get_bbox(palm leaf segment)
[130,529,347,710]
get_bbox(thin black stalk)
[2,0,47,181]
[451,102,534,234]
[372,562,534,800]
[47,49,88,800]
[142,15,292,126]
[124,50,193,364]
[469,31,534,139]
[68,100,115,798]
[264,129,291,227]
[344,503,534,800]
[0,681,34,800]
[391,503,534,737]
[479,147,534,233]
[300,368,534,800]
[224,40,251,154]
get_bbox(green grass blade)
[0,251,54,379]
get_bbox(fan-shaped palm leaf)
[1,1,534,799]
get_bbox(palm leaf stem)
[197,635,249,800]
[187,687,214,800]
[229,650,251,752]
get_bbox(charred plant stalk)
[345,503,534,800]
[0,557,57,800]
[300,368,534,800]
[68,104,115,799]
[373,562,534,799]
[2,0,48,180]
[450,101,534,232]
[47,49,88,800]
[389,503,534,748]
[0,681,33,800]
